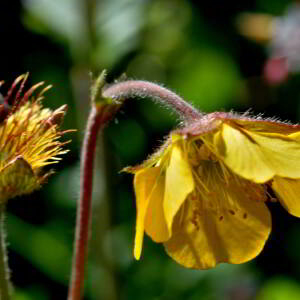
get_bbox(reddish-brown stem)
[102,80,203,121]
[67,105,117,300]
[68,79,200,300]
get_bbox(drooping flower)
[125,112,300,269]
[0,74,71,203]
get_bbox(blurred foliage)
[256,277,300,300]
[1,0,300,299]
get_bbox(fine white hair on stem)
[102,80,203,122]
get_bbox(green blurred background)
[2,0,300,299]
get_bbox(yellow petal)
[144,174,169,243]
[164,162,271,269]
[165,191,271,269]
[233,118,300,135]
[289,131,300,142]
[133,167,168,259]
[217,123,300,183]
[272,177,300,217]
[164,143,194,236]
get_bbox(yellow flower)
[125,112,300,269]
[236,13,275,43]
[0,74,70,203]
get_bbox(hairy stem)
[68,78,200,299]
[68,105,119,300]
[102,80,203,121]
[0,204,11,300]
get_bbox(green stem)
[0,204,11,300]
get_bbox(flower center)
[184,142,268,229]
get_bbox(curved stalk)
[68,78,201,300]
[103,80,203,121]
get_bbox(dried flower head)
[0,74,70,203]
[125,112,300,269]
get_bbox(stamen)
[263,184,277,202]
[192,169,210,193]
[188,137,267,224]
[219,162,231,184]
[228,210,235,215]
